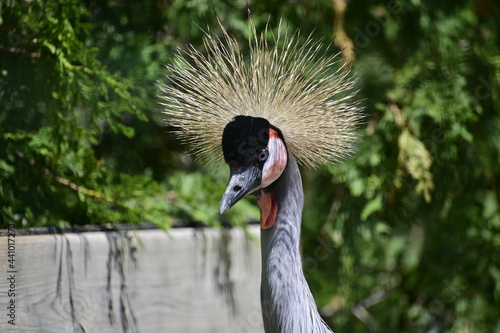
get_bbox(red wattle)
[258,189,278,229]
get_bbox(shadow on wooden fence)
[0,225,263,333]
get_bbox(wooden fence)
[0,225,264,332]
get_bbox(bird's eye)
[258,150,269,162]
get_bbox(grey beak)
[219,164,262,214]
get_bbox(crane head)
[219,115,287,229]
[160,22,363,229]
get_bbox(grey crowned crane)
[160,22,362,333]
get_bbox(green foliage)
[302,1,500,332]
[1,0,499,332]
[1,1,161,227]
[0,0,254,228]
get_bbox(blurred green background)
[1,0,499,331]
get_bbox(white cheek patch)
[261,129,287,188]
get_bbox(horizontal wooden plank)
[0,226,264,332]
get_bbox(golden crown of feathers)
[159,21,362,168]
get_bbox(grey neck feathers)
[260,154,334,333]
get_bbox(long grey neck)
[260,154,333,333]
